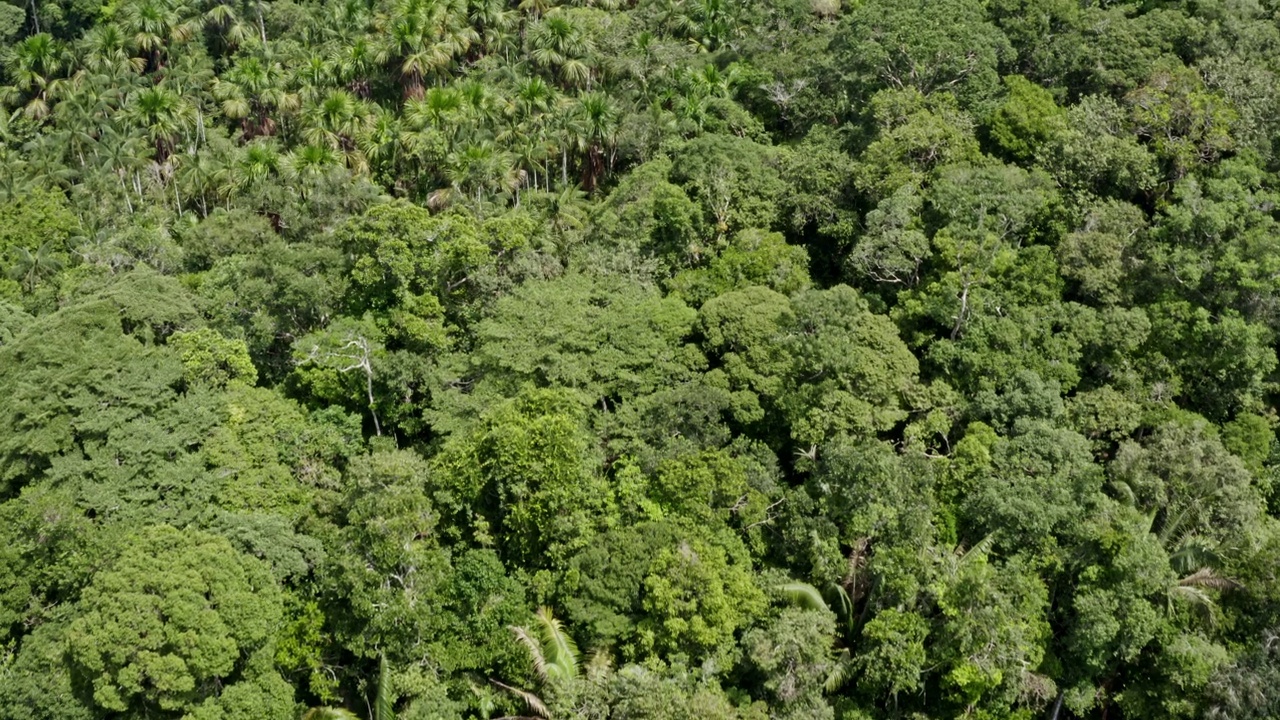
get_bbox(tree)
[294,317,386,436]
[742,608,837,719]
[66,524,288,716]
[212,55,298,138]
[435,387,616,568]
[834,0,1013,110]
[778,286,919,446]
[501,606,580,717]
[3,33,63,120]
[469,272,699,407]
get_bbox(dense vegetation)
[6,0,1280,717]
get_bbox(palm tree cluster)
[0,0,750,220]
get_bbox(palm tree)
[493,607,581,719]
[302,89,371,171]
[376,0,477,100]
[574,91,615,192]
[294,53,333,105]
[232,138,282,192]
[162,51,215,149]
[509,75,555,121]
[499,122,550,197]
[283,143,341,192]
[123,85,191,162]
[529,12,592,89]
[359,108,404,183]
[50,87,107,168]
[311,0,371,45]
[331,37,377,99]
[687,0,735,52]
[77,24,147,76]
[433,140,520,213]
[517,0,556,21]
[203,0,254,54]
[117,0,200,71]
[95,126,152,211]
[469,0,518,61]
[212,54,299,138]
[174,148,229,215]
[21,134,77,190]
[405,85,463,133]
[3,33,64,121]
[548,95,584,188]
[9,240,66,293]
[535,183,586,259]
[652,0,693,37]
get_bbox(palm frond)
[823,648,854,694]
[585,646,613,681]
[509,624,549,682]
[1168,583,1214,608]
[778,581,829,613]
[490,679,550,719]
[375,653,395,720]
[534,606,579,682]
[958,534,995,564]
[1178,567,1242,591]
[828,583,855,636]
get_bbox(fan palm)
[3,33,64,120]
[434,140,520,212]
[174,149,229,215]
[117,0,200,71]
[213,54,299,137]
[232,138,282,191]
[574,91,615,191]
[77,24,147,76]
[203,0,253,52]
[332,37,377,98]
[377,0,476,100]
[529,12,593,89]
[8,240,66,293]
[123,85,191,161]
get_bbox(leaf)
[533,606,579,682]
[778,581,829,613]
[508,624,548,683]
[1178,567,1242,591]
[490,679,550,719]
[823,648,854,694]
[375,653,395,720]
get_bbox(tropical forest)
[6,0,1280,717]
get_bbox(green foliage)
[170,326,258,387]
[836,0,1013,110]
[742,608,836,719]
[639,528,766,661]
[779,285,919,445]
[989,76,1067,162]
[855,608,929,698]
[668,229,810,307]
[435,387,615,568]
[0,188,78,258]
[470,273,699,407]
[7,0,1280,718]
[853,89,983,200]
[66,525,285,715]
